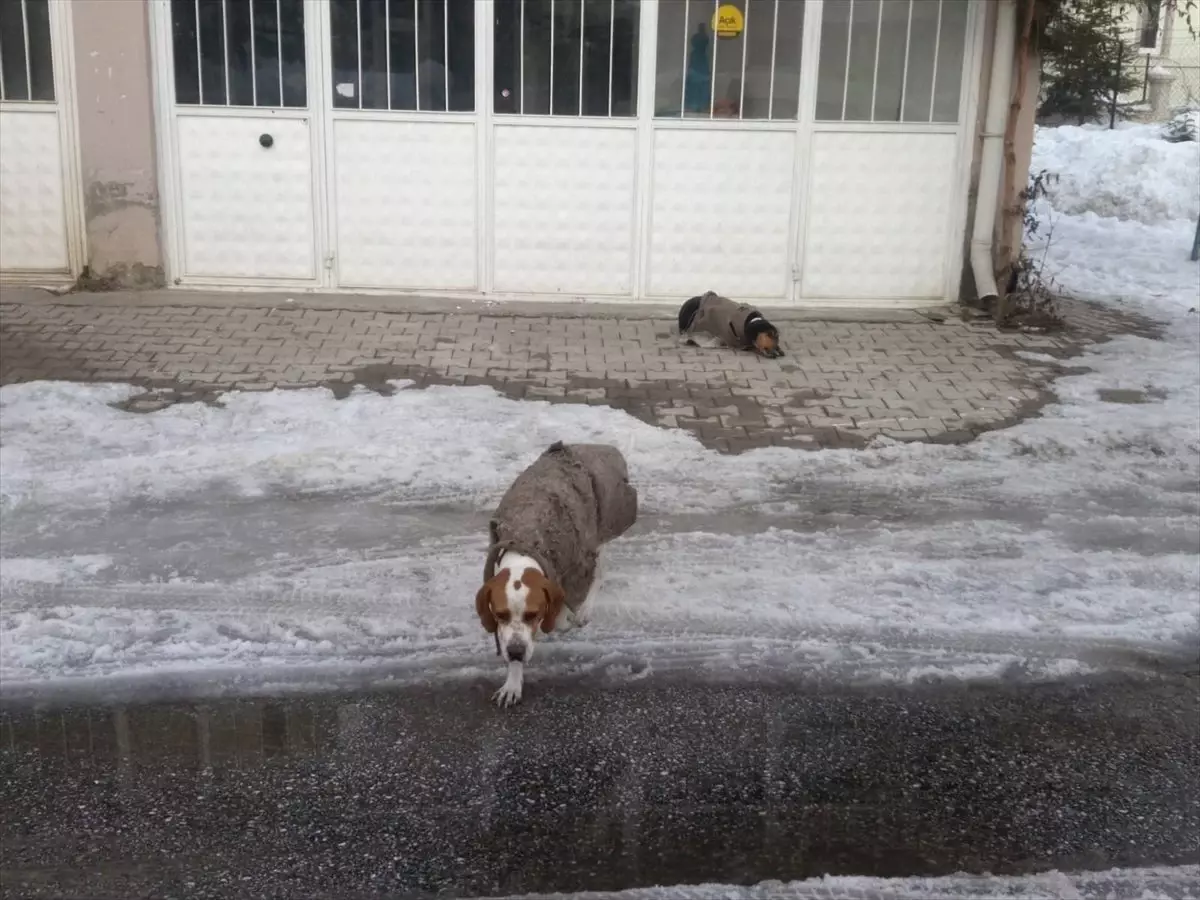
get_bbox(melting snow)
[1,125,1198,696]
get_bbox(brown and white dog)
[475,551,569,707]
[474,441,638,708]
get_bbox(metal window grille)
[170,0,307,107]
[330,0,475,112]
[815,0,969,124]
[493,0,641,117]
[0,0,55,102]
[653,0,803,120]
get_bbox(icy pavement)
[2,314,1198,695]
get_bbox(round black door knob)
[259,133,274,148]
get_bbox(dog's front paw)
[492,682,522,708]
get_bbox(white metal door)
[0,0,84,283]
[642,0,810,302]
[153,0,323,285]
[319,0,481,291]
[797,0,983,304]
[489,0,642,296]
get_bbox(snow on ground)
[1,126,1198,697]
[494,865,1200,900]
[1031,123,1200,225]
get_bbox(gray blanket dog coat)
[484,441,638,618]
[682,290,759,350]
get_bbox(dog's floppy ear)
[540,579,567,633]
[475,582,498,633]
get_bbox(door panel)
[0,0,73,276]
[492,124,637,295]
[333,119,477,290]
[176,116,316,279]
[0,110,69,271]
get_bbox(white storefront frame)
[0,0,86,286]
[148,0,987,307]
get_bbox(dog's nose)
[506,643,525,662]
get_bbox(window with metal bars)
[815,0,969,123]
[1139,0,1164,52]
[0,0,55,102]
[653,0,804,120]
[170,0,307,107]
[493,0,641,116]
[329,0,475,111]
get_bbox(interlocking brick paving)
[0,288,1151,453]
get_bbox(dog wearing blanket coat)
[474,441,638,708]
[678,290,784,358]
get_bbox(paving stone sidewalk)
[0,288,1144,453]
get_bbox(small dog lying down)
[678,290,784,358]
[475,441,638,708]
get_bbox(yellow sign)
[712,3,744,39]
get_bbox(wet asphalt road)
[1,671,1198,900]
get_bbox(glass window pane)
[610,0,638,116]
[280,0,306,107]
[446,0,474,111]
[493,0,520,112]
[329,0,358,108]
[417,0,447,111]
[500,0,633,118]
[171,0,200,105]
[814,0,848,120]
[843,0,878,121]
[197,0,228,106]
[0,0,27,100]
[225,0,254,105]
[711,0,743,118]
[359,0,388,109]
[902,0,937,122]
[25,0,53,101]
[654,0,686,116]
[581,0,612,116]
[769,0,803,119]
[681,0,713,116]
[551,0,582,115]
[737,0,773,119]
[872,0,907,121]
[253,0,282,107]
[390,0,419,111]
[932,0,968,122]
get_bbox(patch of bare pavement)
[0,287,1162,452]
[2,671,1198,899]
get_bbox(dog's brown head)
[745,316,784,359]
[475,566,565,662]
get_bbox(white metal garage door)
[153,0,980,305]
[0,0,83,283]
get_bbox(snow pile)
[490,866,1200,900]
[1031,123,1200,225]
[1029,124,1200,316]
